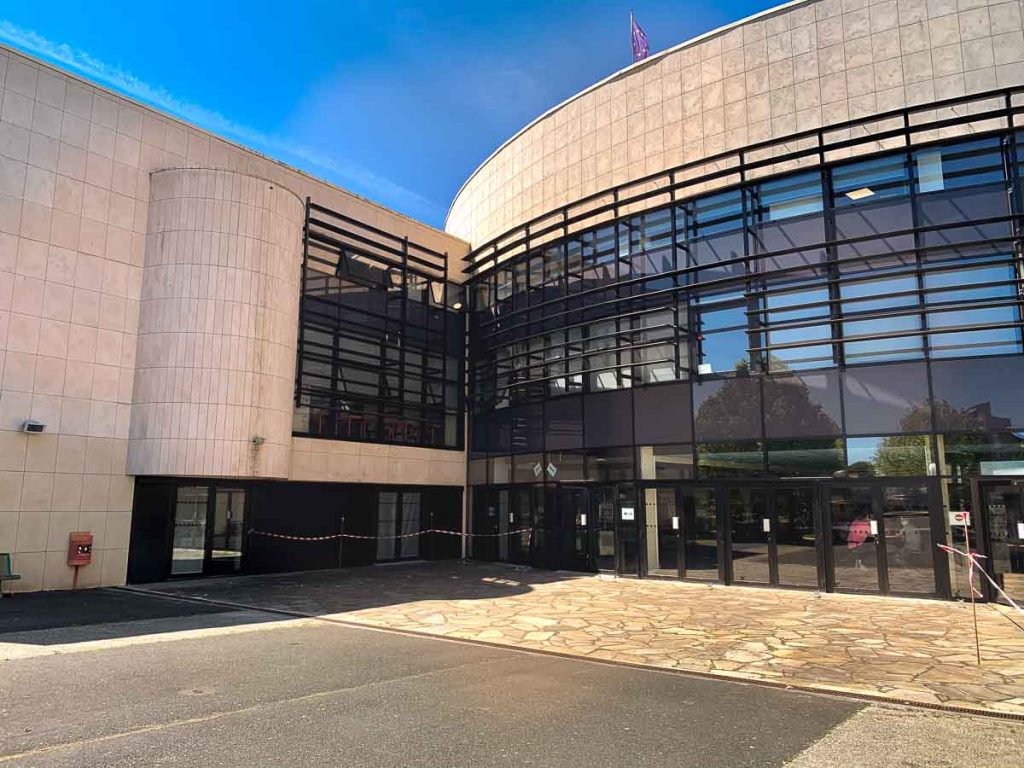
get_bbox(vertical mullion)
[822,165,845,371]
[296,198,311,419]
[399,237,409,444]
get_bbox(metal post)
[339,514,346,568]
[964,521,982,666]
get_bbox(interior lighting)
[845,187,875,201]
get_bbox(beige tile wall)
[290,438,465,486]
[446,0,1024,246]
[0,45,469,591]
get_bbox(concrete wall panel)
[127,168,303,479]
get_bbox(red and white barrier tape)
[938,543,1024,619]
[248,528,534,542]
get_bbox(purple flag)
[631,11,649,62]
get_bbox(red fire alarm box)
[68,532,94,566]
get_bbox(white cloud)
[0,20,440,217]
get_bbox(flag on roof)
[631,11,650,62]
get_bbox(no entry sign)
[948,510,971,527]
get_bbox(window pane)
[545,450,586,482]
[845,435,930,476]
[637,444,695,480]
[840,271,922,363]
[833,158,914,259]
[842,363,930,434]
[833,153,911,206]
[693,376,763,441]
[545,396,583,450]
[509,404,544,453]
[633,382,693,444]
[584,389,634,447]
[763,371,843,438]
[931,356,1024,432]
[468,459,488,485]
[513,454,544,484]
[490,455,512,484]
[766,438,845,477]
[940,433,1024,480]
[697,441,765,477]
[764,283,834,370]
[753,172,825,262]
[915,139,1005,193]
[585,448,634,481]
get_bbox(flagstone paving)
[142,563,1024,717]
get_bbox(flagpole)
[630,10,633,62]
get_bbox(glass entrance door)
[377,490,423,562]
[881,485,936,595]
[825,485,883,593]
[681,487,719,580]
[980,482,1024,604]
[728,487,771,585]
[170,485,245,577]
[726,485,819,588]
[643,486,681,578]
[561,486,593,571]
[209,489,244,574]
[591,487,618,572]
[471,489,501,561]
[773,487,818,588]
[171,486,209,576]
[824,483,940,595]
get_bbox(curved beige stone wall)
[128,168,303,479]
[447,0,1024,246]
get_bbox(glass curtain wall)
[466,131,1024,598]
[295,202,465,449]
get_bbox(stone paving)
[140,563,1024,717]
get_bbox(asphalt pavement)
[1,613,857,767]
[0,588,1020,767]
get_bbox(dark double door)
[725,486,819,588]
[170,486,246,577]
[822,483,940,596]
[545,485,641,575]
[645,486,720,581]
[645,484,817,588]
[472,485,642,575]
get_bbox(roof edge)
[0,41,470,249]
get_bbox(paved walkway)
[134,563,1024,717]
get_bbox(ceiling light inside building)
[845,187,875,201]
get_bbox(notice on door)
[948,510,971,527]
[621,507,635,521]
[672,516,679,530]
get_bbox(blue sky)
[0,1,771,227]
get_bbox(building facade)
[0,44,467,591]
[452,0,1024,603]
[2,0,1024,603]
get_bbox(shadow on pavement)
[134,561,587,617]
[0,588,278,646]
[0,562,587,647]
